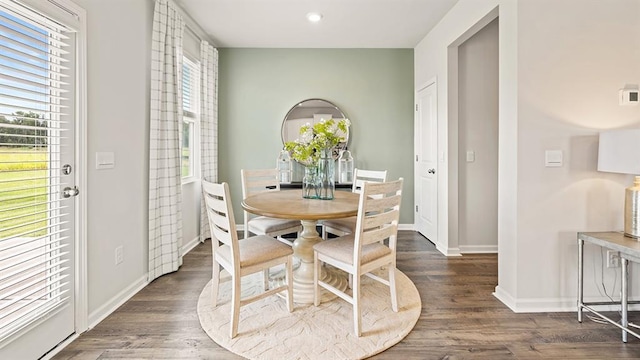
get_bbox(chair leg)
[313,252,320,306]
[230,274,241,338]
[285,256,293,312]
[263,269,269,291]
[389,266,398,312]
[353,274,361,337]
[212,260,220,307]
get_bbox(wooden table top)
[241,190,360,220]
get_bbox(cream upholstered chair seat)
[203,180,294,339]
[314,178,403,337]
[241,168,302,245]
[322,168,387,240]
[216,236,293,268]
[312,234,392,265]
[247,216,301,235]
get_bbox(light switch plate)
[545,150,563,167]
[466,150,475,162]
[96,152,115,170]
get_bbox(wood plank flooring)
[53,231,640,359]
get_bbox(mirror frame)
[281,98,350,160]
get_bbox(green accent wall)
[218,48,415,224]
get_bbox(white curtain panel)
[199,41,219,241]
[148,0,185,282]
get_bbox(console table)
[577,231,640,342]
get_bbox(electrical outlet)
[115,245,123,265]
[607,250,620,268]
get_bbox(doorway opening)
[445,8,499,256]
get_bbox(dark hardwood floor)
[54,231,640,359]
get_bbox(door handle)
[62,186,80,198]
[427,168,436,174]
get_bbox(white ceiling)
[175,0,459,48]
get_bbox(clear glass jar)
[302,165,319,199]
[277,149,292,183]
[317,148,335,200]
[338,149,354,184]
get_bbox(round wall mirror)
[281,99,349,160]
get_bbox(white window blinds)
[182,56,199,117]
[0,1,72,341]
[181,55,199,179]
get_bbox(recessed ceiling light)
[306,12,323,23]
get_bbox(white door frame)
[414,78,439,249]
[73,0,89,338]
[441,8,499,257]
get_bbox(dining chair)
[241,168,302,246]
[313,178,403,337]
[202,180,294,338]
[321,168,388,240]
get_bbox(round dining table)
[241,189,360,304]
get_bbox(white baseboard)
[87,236,201,332]
[459,244,498,254]
[493,285,640,312]
[87,275,148,329]
[435,242,461,256]
[493,285,517,311]
[181,235,202,255]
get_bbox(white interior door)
[0,1,80,358]
[414,82,438,244]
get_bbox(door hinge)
[415,155,418,162]
[415,104,418,111]
[415,205,419,212]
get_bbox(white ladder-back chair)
[241,169,302,246]
[202,180,294,338]
[321,168,387,240]
[313,178,403,337]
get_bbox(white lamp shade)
[597,129,640,175]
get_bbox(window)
[181,55,199,181]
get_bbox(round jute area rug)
[197,268,421,360]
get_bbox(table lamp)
[597,129,640,238]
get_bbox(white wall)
[73,0,154,324]
[458,18,499,253]
[516,0,640,307]
[74,0,206,325]
[416,0,640,311]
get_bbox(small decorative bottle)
[277,149,292,184]
[338,149,354,184]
